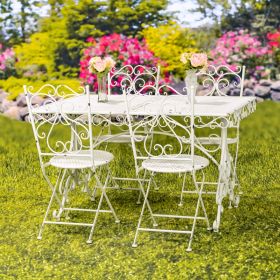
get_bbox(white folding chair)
[179,65,245,208]
[123,84,212,251]
[95,64,161,145]
[92,65,161,200]
[24,84,119,244]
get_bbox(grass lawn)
[0,100,280,279]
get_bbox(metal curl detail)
[197,64,244,96]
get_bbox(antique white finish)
[108,64,161,96]
[92,65,161,199]
[196,65,245,96]
[24,84,119,243]
[34,93,256,233]
[179,65,246,212]
[123,85,213,251]
[34,94,254,117]
[94,65,161,147]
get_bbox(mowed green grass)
[0,101,279,279]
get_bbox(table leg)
[213,121,232,232]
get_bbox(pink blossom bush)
[267,30,280,48]
[267,30,280,75]
[211,30,271,79]
[79,33,170,94]
[0,44,16,79]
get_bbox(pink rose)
[190,53,208,68]
[93,60,107,72]
[88,56,102,65]
[104,57,116,69]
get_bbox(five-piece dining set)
[24,64,256,252]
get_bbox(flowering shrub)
[267,30,280,48]
[211,30,271,79]
[143,24,199,79]
[0,44,16,79]
[79,33,170,93]
[267,30,280,75]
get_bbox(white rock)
[3,106,21,120]
[19,106,29,119]
[30,95,44,105]
[243,88,255,96]
[259,79,272,86]
[271,90,280,101]
[231,88,241,96]
[0,91,8,102]
[1,99,16,111]
[271,81,280,91]
[16,94,27,107]
[255,85,271,97]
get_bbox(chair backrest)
[108,64,161,95]
[123,83,196,174]
[24,84,94,169]
[196,65,245,96]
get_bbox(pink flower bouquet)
[88,56,116,76]
[180,52,208,71]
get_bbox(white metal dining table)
[34,94,257,231]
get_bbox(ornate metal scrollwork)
[197,65,245,96]
[131,114,190,158]
[25,84,91,155]
[109,64,160,95]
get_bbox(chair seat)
[95,134,132,143]
[142,154,209,173]
[196,137,237,145]
[49,150,114,169]
[94,133,147,144]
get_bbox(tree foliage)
[13,0,171,78]
[191,0,280,37]
[0,0,43,45]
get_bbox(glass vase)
[97,74,108,103]
[185,69,197,103]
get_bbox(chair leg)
[97,171,120,223]
[87,171,119,244]
[178,173,187,207]
[53,171,73,220]
[103,191,120,223]
[196,172,211,230]
[186,193,200,252]
[90,165,107,202]
[186,172,210,252]
[133,173,157,248]
[38,170,63,240]
[136,170,147,205]
[136,190,142,205]
[42,170,63,207]
[137,173,158,226]
[86,189,104,244]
